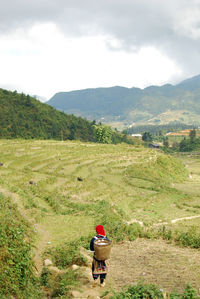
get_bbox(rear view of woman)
[90,225,111,287]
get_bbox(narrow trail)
[171,215,200,223]
[126,214,200,227]
[33,224,51,274]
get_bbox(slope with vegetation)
[0,193,42,298]
[47,74,200,128]
[0,88,95,141]
[0,139,200,297]
[0,88,135,145]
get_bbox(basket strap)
[93,256,104,262]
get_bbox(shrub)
[45,239,88,269]
[51,270,79,298]
[175,227,200,248]
[111,282,163,298]
[40,268,79,298]
[182,285,200,298]
[111,283,200,299]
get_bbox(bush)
[45,238,89,269]
[51,270,79,297]
[111,283,200,299]
[111,282,163,298]
[175,227,200,248]
[40,267,79,298]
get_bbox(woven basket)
[94,239,112,260]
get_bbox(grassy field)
[0,140,200,296]
[0,140,199,240]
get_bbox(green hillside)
[0,88,136,145]
[47,74,200,128]
[0,89,95,141]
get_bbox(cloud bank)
[1,0,200,96]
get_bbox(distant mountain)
[176,74,200,91]
[0,89,95,141]
[47,75,200,129]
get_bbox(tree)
[189,129,196,142]
[142,132,153,142]
[163,137,169,147]
[179,137,193,152]
[93,124,113,144]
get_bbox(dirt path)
[127,214,200,227]
[33,224,51,274]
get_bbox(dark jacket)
[90,234,110,251]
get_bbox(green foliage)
[182,285,200,298]
[142,132,153,142]
[45,238,89,269]
[93,124,135,145]
[170,285,200,298]
[126,154,188,188]
[174,227,200,248]
[179,136,200,152]
[51,270,79,298]
[151,225,200,249]
[163,137,169,147]
[111,282,163,298]
[189,129,196,142]
[0,88,135,145]
[0,193,41,298]
[99,210,143,242]
[40,267,79,298]
[111,283,200,299]
[93,124,113,143]
[40,267,52,287]
[0,88,95,141]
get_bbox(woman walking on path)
[90,225,111,287]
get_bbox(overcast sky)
[0,0,200,100]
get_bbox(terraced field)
[0,141,198,237]
[0,140,200,296]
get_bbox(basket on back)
[94,239,112,260]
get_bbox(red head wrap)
[96,225,105,236]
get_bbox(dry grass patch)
[109,238,200,293]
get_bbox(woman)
[90,225,111,287]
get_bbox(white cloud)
[0,23,181,98]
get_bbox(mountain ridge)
[47,74,200,128]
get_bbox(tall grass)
[0,193,42,298]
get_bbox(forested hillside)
[47,74,200,128]
[0,89,95,141]
[0,88,135,145]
